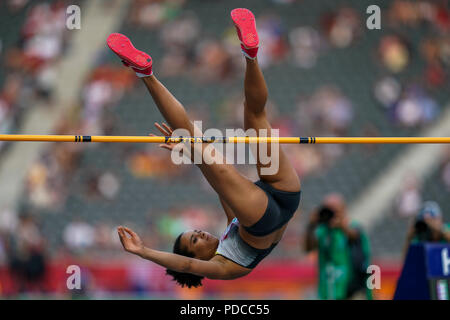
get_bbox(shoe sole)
[107,33,152,70]
[231,8,259,49]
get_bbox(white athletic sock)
[242,49,257,60]
[135,71,153,78]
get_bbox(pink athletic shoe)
[107,33,153,76]
[231,8,259,58]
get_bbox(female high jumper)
[108,8,301,288]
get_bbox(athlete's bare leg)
[243,58,301,192]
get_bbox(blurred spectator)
[289,26,321,68]
[82,65,136,135]
[297,85,353,136]
[395,174,422,218]
[254,13,290,68]
[295,85,353,173]
[304,194,372,300]
[160,11,200,51]
[156,209,185,250]
[388,0,450,32]
[393,85,439,127]
[321,7,362,48]
[441,147,450,192]
[159,49,189,78]
[193,39,233,82]
[0,232,6,266]
[63,218,95,254]
[403,201,450,256]
[8,1,68,99]
[378,35,411,73]
[360,123,381,154]
[373,76,402,110]
[127,148,181,179]
[285,144,323,178]
[97,172,121,200]
[0,208,19,234]
[128,0,186,29]
[0,0,73,154]
[7,0,29,12]
[22,63,134,209]
[6,213,47,294]
[421,38,448,88]
[94,222,119,250]
[127,259,168,295]
[24,139,81,210]
[180,206,222,235]
[374,79,439,127]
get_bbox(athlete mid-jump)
[108,8,301,288]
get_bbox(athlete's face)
[180,230,219,260]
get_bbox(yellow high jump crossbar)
[1,134,450,144]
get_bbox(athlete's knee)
[244,104,266,120]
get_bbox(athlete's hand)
[149,122,175,151]
[117,226,144,256]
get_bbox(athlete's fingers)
[153,122,166,135]
[118,226,129,238]
[122,227,132,236]
[160,144,173,151]
[117,227,126,246]
[123,226,138,238]
[118,226,128,238]
[162,123,173,134]
[154,122,170,136]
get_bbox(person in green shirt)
[403,201,450,257]
[304,193,372,300]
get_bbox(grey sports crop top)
[215,218,277,269]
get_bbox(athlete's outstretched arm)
[117,226,229,279]
[142,76,196,136]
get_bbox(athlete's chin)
[206,234,219,246]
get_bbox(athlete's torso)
[215,218,281,269]
[239,218,288,249]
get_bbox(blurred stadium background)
[0,0,449,299]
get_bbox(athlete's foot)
[107,33,153,77]
[231,8,259,59]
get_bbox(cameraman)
[304,193,372,300]
[403,201,450,256]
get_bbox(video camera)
[414,219,431,241]
[318,206,335,225]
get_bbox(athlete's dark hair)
[166,233,204,288]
